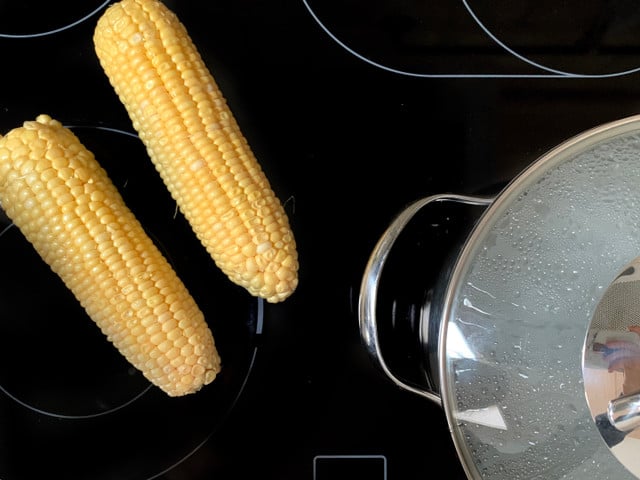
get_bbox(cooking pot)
[359,114,640,479]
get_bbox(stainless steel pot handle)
[358,193,495,406]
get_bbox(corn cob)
[0,114,221,397]
[93,0,298,303]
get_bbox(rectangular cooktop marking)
[313,455,387,480]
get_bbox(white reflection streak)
[462,297,491,316]
[467,282,496,298]
[456,405,508,430]
[469,281,524,309]
[449,284,498,359]
[448,322,476,359]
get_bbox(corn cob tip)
[0,114,222,397]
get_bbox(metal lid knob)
[608,393,640,433]
[583,258,640,478]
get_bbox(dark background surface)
[2,1,640,478]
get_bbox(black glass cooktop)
[2,1,640,479]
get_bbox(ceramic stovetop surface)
[2,1,640,479]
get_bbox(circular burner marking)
[464,0,640,77]
[0,1,110,38]
[303,0,640,77]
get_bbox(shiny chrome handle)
[609,392,640,432]
[357,193,494,406]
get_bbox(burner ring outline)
[0,1,110,39]
[302,0,640,79]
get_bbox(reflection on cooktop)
[303,0,640,77]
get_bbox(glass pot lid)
[439,114,640,479]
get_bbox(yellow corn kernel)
[93,0,298,303]
[0,114,221,397]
